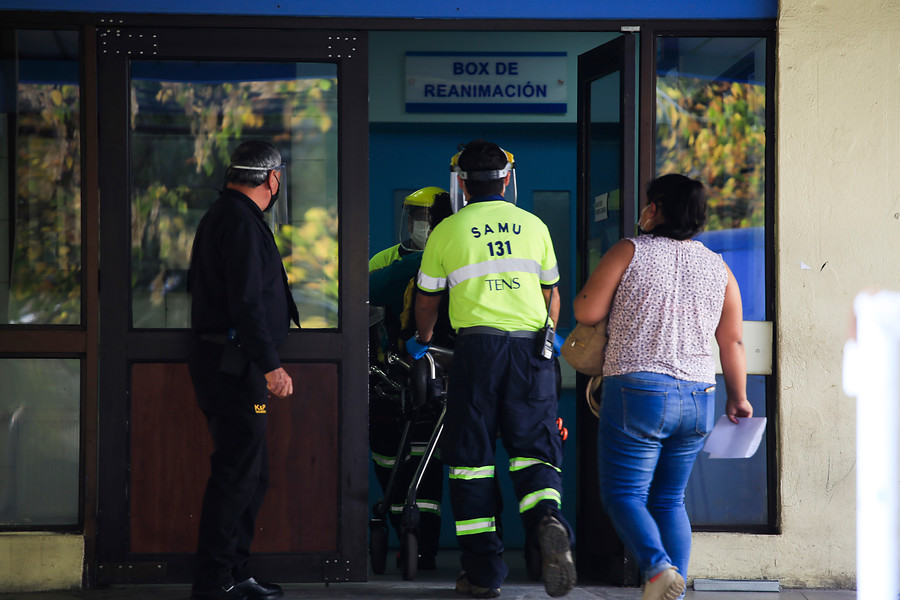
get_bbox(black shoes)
[235,577,284,600]
[537,514,577,597]
[191,578,282,600]
[455,571,501,598]
[190,583,248,600]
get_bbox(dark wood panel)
[129,363,209,554]
[129,362,339,555]
[257,362,339,553]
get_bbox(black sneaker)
[537,515,576,597]
[455,570,501,598]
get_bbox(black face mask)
[263,178,280,213]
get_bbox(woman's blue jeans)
[597,371,716,582]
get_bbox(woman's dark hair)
[224,140,282,188]
[430,192,454,229]
[457,139,508,198]
[645,173,708,240]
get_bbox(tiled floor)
[0,580,859,600]
[2,552,857,599]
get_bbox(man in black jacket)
[188,140,299,600]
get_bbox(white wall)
[691,0,900,588]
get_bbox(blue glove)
[406,335,430,360]
[552,331,564,357]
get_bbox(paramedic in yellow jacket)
[368,186,447,572]
[410,140,576,598]
[369,186,444,272]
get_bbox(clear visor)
[450,164,517,207]
[267,164,289,232]
[449,175,465,213]
[231,162,289,231]
[505,169,517,206]
[398,202,432,252]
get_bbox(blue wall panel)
[1,0,776,19]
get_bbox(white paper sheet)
[702,415,767,459]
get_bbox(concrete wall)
[690,0,900,588]
[0,533,83,592]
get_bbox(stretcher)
[368,344,453,581]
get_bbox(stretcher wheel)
[401,529,418,581]
[369,520,388,575]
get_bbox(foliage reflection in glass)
[130,62,339,329]
[655,38,767,321]
[3,31,82,325]
[655,38,766,232]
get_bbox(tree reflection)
[130,69,339,328]
[8,82,82,325]
[657,77,766,231]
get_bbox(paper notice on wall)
[594,193,608,222]
[702,415,767,459]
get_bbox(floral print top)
[603,235,728,384]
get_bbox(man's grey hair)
[225,140,282,187]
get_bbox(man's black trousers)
[189,339,270,590]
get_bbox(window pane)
[0,358,80,526]
[685,374,768,527]
[1,30,82,325]
[655,37,767,320]
[130,61,339,329]
[587,70,623,275]
[656,37,770,528]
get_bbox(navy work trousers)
[442,332,571,590]
[369,393,444,560]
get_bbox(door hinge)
[98,26,160,56]
[97,562,166,584]
[323,558,352,583]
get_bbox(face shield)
[449,147,516,209]
[398,186,442,251]
[449,151,465,213]
[399,204,431,251]
[265,164,289,232]
[230,162,289,231]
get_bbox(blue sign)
[405,51,567,114]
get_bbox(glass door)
[96,26,369,584]
[574,30,776,587]
[574,32,639,586]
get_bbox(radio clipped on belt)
[537,286,556,360]
[538,325,555,360]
